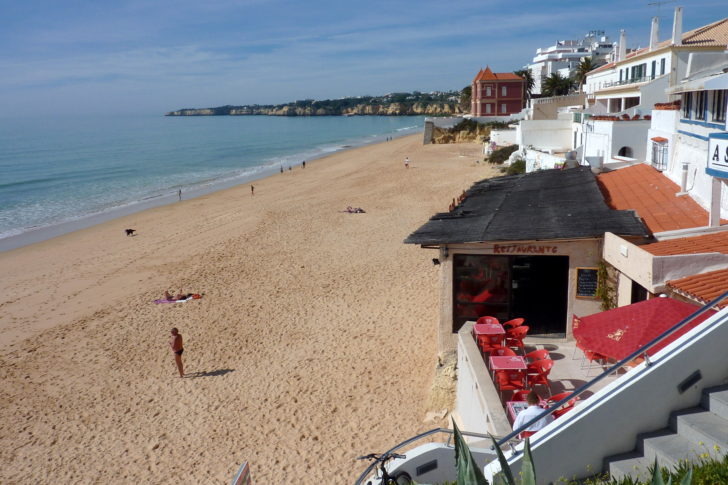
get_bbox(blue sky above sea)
[1,0,726,116]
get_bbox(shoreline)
[0,127,422,253]
[0,134,497,483]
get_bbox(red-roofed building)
[471,66,525,117]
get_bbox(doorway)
[510,256,570,335]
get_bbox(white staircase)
[605,384,728,482]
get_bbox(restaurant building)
[405,166,648,353]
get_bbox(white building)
[577,10,728,169]
[527,31,614,95]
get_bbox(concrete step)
[674,408,728,458]
[702,384,728,421]
[606,387,728,482]
[606,451,652,483]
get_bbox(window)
[651,141,668,171]
[712,90,727,122]
[619,70,623,82]
[651,61,656,79]
[682,93,692,118]
[452,254,510,333]
[501,103,507,113]
[502,86,507,96]
[660,58,666,75]
[486,86,492,97]
[486,103,492,114]
[695,91,707,120]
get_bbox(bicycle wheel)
[393,471,412,485]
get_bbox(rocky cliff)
[166,102,462,117]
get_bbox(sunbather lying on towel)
[343,206,366,213]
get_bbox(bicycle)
[356,452,412,485]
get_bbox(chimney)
[618,30,627,62]
[672,6,683,45]
[650,16,660,51]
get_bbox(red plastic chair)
[489,346,517,358]
[524,349,550,364]
[526,359,553,395]
[476,315,500,325]
[552,396,579,418]
[511,390,531,402]
[495,370,527,400]
[478,334,504,354]
[582,349,608,376]
[502,318,525,331]
[505,326,529,352]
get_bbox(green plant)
[596,260,617,311]
[488,145,519,165]
[503,159,525,175]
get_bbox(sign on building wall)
[575,267,599,299]
[707,133,728,179]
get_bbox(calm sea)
[0,114,424,249]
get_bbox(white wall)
[456,322,513,438]
[491,129,517,146]
[484,305,728,484]
[524,149,566,172]
[583,120,651,162]
[517,119,572,151]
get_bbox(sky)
[1,0,726,115]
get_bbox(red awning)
[573,297,715,361]
[651,136,668,143]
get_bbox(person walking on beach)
[169,328,184,378]
[178,189,182,201]
[251,185,255,196]
[302,160,306,169]
[404,157,410,169]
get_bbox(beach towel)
[154,294,201,304]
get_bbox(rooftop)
[668,268,728,308]
[473,66,524,83]
[588,17,728,75]
[596,164,713,234]
[405,166,648,245]
[642,230,728,256]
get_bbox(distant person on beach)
[302,160,306,169]
[178,189,182,201]
[169,328,184,377]
[280,166,283,173]
[251,185,255,196]
[404,157,410,169]
[164,290,174,300]
[288,166,292,171]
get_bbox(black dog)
[125,229,136,237]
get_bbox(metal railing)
[353,427,498,485]
[496,291,728,451]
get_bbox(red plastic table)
[489,355,527,371]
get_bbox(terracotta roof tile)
[642,231,728,255]
[597,164,711,233]
[473,65,523,82]
[667,268,728,308]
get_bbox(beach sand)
[0,134,499,484]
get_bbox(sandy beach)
[0,134,498,484]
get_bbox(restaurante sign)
[493,244,559,254]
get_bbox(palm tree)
[575,57,597,92]
[514,69,535,101]
[541,73,574,97]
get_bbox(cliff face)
[430,124,491,144]
[166,102,463,117]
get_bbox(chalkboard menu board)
[576,267,599,298]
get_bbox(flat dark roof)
[405,166,648,245]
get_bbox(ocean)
[0,114,424,250]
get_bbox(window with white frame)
[712,90,727,123]
[486,103,492,114]
[501,86,507,96]
[682,93,692,118]
[660,58,665,75]
[501,103,507,113]
[695,91,707,120]
[486,86,492,97]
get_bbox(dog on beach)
[125,229,136,237]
